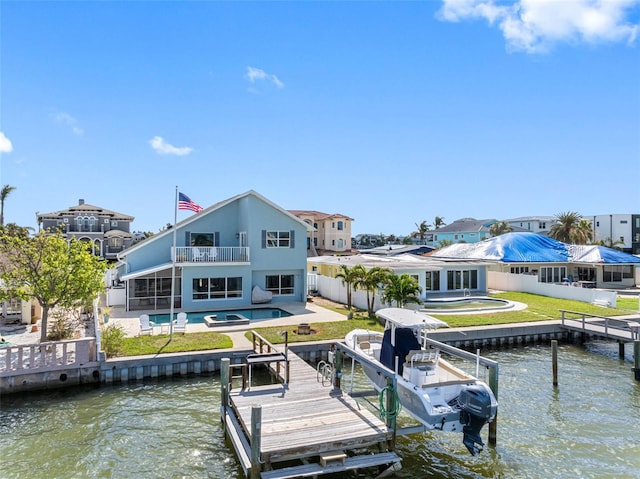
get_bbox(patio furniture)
[173,312,188,333]
[139,314,156,335]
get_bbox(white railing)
[0,338,96,374]
[173,246,250,263]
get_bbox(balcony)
[173,246,250,264]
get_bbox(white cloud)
[149,136,194,156]
[0,132,13,153]
[54,111,84,135]
[245,66,284,89]
[438,0,640,53]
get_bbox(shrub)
[47,309,80,341]
[102,323,125,358]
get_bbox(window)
[337,221,344,230]
[425,271,440,291]
[539,267,566,283]
[510,266,529,274]
[621,220,628,224]
[266,274,294,295]
[266,231,290,248]
[104,219,109,224]
[192,276,242,300]
[111,220,118,227]
[190,233,214,246]
[109,237,122,248]
[447,269,478,290]
[540,222,546,229]
[575,267,595,281]
[332,222,335,228]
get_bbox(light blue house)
[116,190,313,312]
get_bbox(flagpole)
[169,186,178,339]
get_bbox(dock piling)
[488,363,498,447]
[221,358,230,427]
[634,341,640,381]
[552,340,558,387]
[250,405,262,479]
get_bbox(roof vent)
[79,199,85,205]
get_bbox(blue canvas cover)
[433,232,569,263]
[380,327,421,375]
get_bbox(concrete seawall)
[0,321,572,395]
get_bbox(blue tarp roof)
[432,232,640,264]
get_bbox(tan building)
[288,210,354,255]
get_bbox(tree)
[549,211,583,243]
[592,237,624,250]
[412,220,431,244]
[489,220,513,237]
[575,219,593,244]
[0,185,16,226]
[381,273,423,308]
[354,266,392,316]
[0,230,108,342]
[335,264,365,310]
[434,216,446,229]
[0,223,32,240]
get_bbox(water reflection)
[1,344,639,479]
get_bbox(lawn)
[116,292,638,355]
[119,332,233,356]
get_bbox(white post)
[169,186,178,339]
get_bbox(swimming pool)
[149,308,292,324]
[420,297,513,313]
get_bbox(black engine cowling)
[458,384,497,455]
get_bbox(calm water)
[1,343,639,479]
[149,308,292,324]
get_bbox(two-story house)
[425,218,495,248]
[288,210,353,256]
[589,214,640,255]
[116,190,313,312]
[37,199,135,261]
[504,216,554,235]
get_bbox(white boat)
[344,307,498,455]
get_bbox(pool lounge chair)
[173,312,188,334]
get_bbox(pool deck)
[106,302,347,349]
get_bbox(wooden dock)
[221,333,401,479]
[559,310,640,342]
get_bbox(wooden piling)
[385,377,397,451]
[221,358,230,427]
[552,340,558,387]
[634,341,640,381]
[250,405,262,479]
[488,364,498,447]
[333,348,343,390]
[619,342,625,360]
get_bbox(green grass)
[119,332,233,357]
[116,292,639,355]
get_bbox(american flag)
[178,192,203,213]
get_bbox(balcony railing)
[0,338,97,374]
[173,246,250,264]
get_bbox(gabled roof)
[432,232,640,264]
[118,190,314,259]
[38,200,134,221]
[432,218,496,234]
[288,210,354,221]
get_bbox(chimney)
[79,199,85,205]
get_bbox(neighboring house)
[116,190,313,312]
[308,253,491,306]
[588,214,640,255]
[503,216,555,235]
[37,199,135,261]
[425,218,496,248]
[432,232,640,290]
[288,210,354,256]
[363,244,435,256]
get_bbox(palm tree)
[549,211,583,243]
[355,266,392,316]
[592,237,625,250]
[575,219,593,244]
[489,220,513,237]
[0,185,16,226]
[335,264,365,310]
[434,216,446,229]
[381,274,423,308]
[412,220,431,244]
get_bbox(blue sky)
[1,1,639,236]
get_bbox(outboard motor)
[458,383,498,455]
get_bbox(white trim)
[120,262,173,280]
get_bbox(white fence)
[0,337,97,375]
[488,272,617,307]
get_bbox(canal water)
[1,342,639,479]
